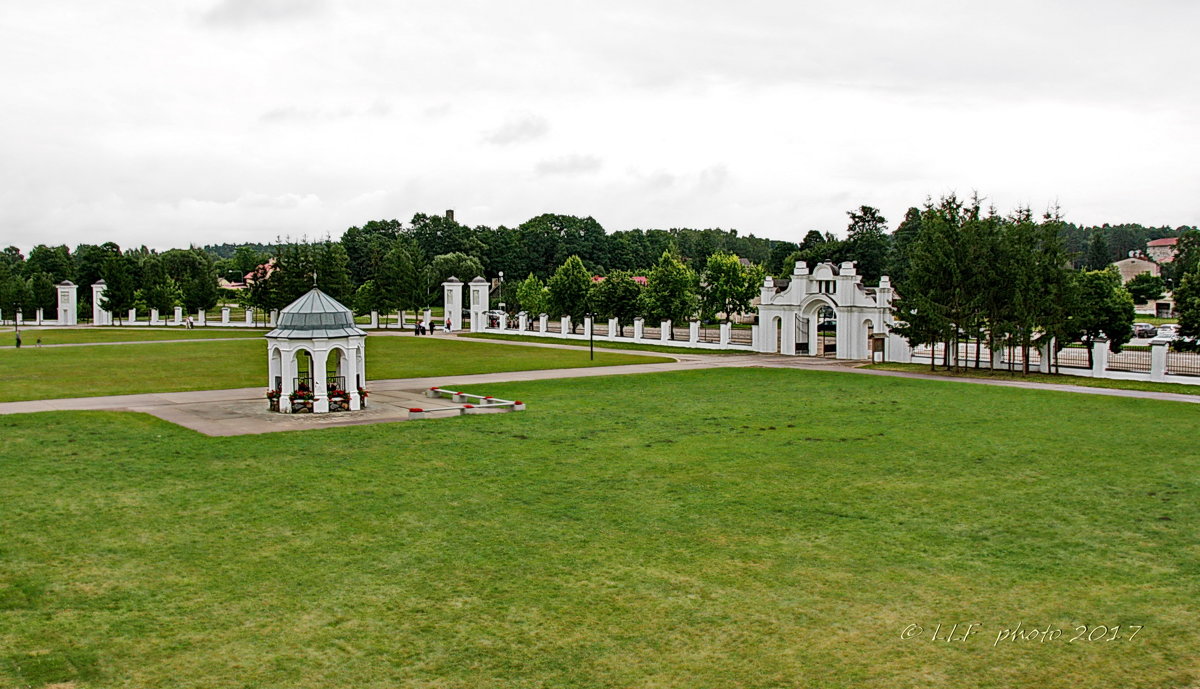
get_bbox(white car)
[1157,324,1180,339]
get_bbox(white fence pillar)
[720,322,731,345]
[518,312,528,332]
[173,306,183,326]
[497,312,507,331]
[583,316,593,339]
[370,311,379,328]
[608,318,619,340]
[127,308,136,323]
[1150,339,1168,381]
[1092,337,1109,376]
[660,320,672,342]
[423,309,432,329]
[198,309,206,327]
[245,309,254,326]
[634,318,644,340]
[689,320,700,343]
[221,307,230,325]
[538,313,548,333]
[1038,338,1052,374]
[268,309,278,327]
[560,316,571,334]
[35,308,43,325]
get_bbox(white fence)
[903,337,1200,387]
[477,313,758,352]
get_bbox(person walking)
[15,332,21,349]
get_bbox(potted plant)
[328,388,350,412]
[357,387,369,408]
[265,389,281,412]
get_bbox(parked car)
[1134,322,1158,338]
[1157,324,1180,339]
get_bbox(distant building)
[1112,256,1160,284]
[1146,237,1178,263]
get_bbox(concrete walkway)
[1,336,1195,436]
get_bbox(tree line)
[892,194,1137,373]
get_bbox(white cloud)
[535,154,603,176]
[202,0,326,27]
[482,114,550,145]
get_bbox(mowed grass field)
[6,327,268,345]
[1,368,1197,688]
[0,336,671,402]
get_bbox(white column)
[127,308,136,324]
[660,320,671,342]
[56,282,78,325]
[35,308,43,325]
[608,318,619,340]
[634,318,644,340]
[518,312,528,332]
[497,313,507,331]
[173,306,183,325]
[1150,339,1168,381]
[720,322,731,345]
[423,309,432,329]
[245,309,254,326]
[313,347,330,413]
[150,308,160,325]
[198,310,206,326]
[1038,338,1052,374]
[561,316,571,335]
[468,277,488,332]
[781,317,796,356]
[370,311,379,328]
[583,316,593,339]
[268,309,278,327]
[91,281,109,325]
[280,349,296,413]
[751,324,760,349]
[221,307,230,325]
[689,320,700,343]
[538,313,548,333]
[442,278,464,331]
[1092,337,1109,376]
[346,346,361,410]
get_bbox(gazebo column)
[313,347,330,413]
[345,347,361,410]
[280,348,297,413]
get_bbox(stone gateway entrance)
[755,261,897,361]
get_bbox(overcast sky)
[1,0,1197,253]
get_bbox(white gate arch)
[756,261,898,360]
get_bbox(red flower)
[515,401,523,405]
[409,407,424,412]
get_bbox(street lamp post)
[14,308,21,349]
[586,311,594,360]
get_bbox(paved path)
[0,336,256,349]
[1,336,1195,436]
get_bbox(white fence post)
[583,316,592,339]
[1038,338,1052,374]
[720,322,731,345]
[1092,336,1109,376]
[633,317,644,341]
[221,307,230,325]
[539,313,548,333]
[245,309,254,326]
[561,316,571,335]
[1150,339,1168,381]
[518,312,528,332]
[689,320,700,343]
[608,318,619,340]
[370,311,379,328]
[198,309,206,327]
[660,320,671,342]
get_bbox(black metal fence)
[1167,351,1200,377]
[1106,348,1151,373]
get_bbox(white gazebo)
[266,288,368,414]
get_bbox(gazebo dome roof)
[266,288,367,339]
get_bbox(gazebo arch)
[266,288,367,414]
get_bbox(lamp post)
[14,308,21,349]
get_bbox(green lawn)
[0,368,1196,688]
[0,337,671,402]
[866,361,1200,396]
[7,327,267,346]
[462,332,748,355]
